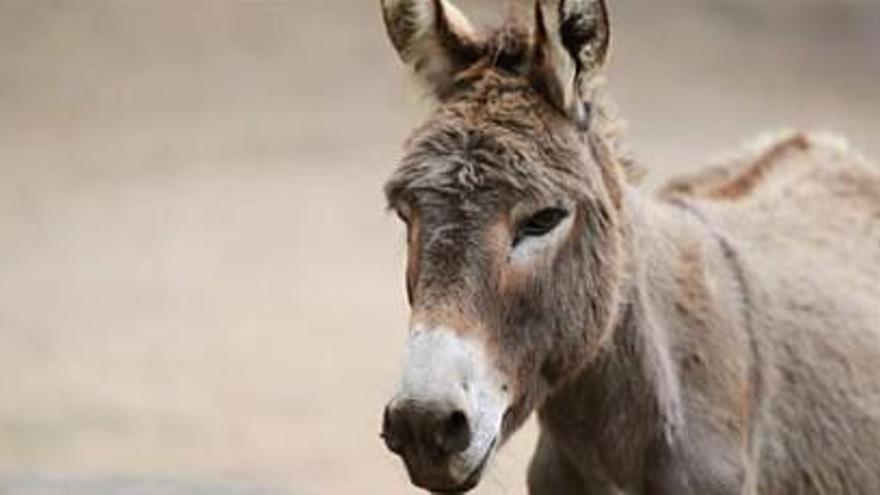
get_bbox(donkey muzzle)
[381,328,508,492]
[382,399,480,492]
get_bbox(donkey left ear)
[380,0,484,95]
[531,0,610,125]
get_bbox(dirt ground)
[0,1,877,494]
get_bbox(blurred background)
[0,0,877,494]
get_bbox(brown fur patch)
[411,304,480,338]
[663,133,811,201]
[674,242,711,320]
[405,210,423,305]
[707,133,810,200]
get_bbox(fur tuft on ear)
[380,0,484,95]
[531,0,610,124]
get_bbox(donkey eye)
[514,208,570,246]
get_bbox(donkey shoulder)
[659,131,880,205]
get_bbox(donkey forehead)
[386,147,580,212]
[385,77,589,209]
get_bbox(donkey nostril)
[436,410,471,455]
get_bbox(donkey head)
[380,0,625,492]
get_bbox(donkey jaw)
[386,327,510,492]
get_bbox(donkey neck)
[537,185,717,483]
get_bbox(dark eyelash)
[513,208,570,247]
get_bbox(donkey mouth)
[426,438,497,494]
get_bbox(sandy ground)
[0,1,877,494]
[0,473,285,495]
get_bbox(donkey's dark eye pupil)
[514,208,570,246]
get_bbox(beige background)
[0,1,878,494]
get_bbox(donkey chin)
[382,327,510,493]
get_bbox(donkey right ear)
[381,0,484,95]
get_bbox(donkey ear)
[531,0,610,124]
[381,0,484,95]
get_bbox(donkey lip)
[449,437,497,494]
[412,437,496,494]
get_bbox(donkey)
[378,0,880,493]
